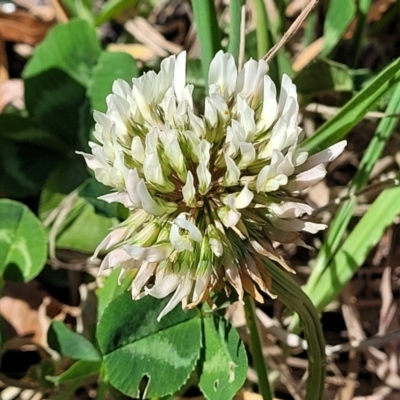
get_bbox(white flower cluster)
[79,51,346,320]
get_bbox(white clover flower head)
[79,51,346,320]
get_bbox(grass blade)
[307,184,400,313]
[305,83,400,295]
[228,0,243,65]
[191,0,222,85]
[302,57,400,154]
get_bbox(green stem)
[191,0,222,86]
[228,0,243,64]
[264,259,326,400]
[244,296,273,400]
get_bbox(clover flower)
[78,51,346,320]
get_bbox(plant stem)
[244,296,273,400]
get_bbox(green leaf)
[48,321,101,361]
[23,20,100,150]
[303,57,400,154]
[23,19,100,87]
[78,178,119,218]
[54,198,117,253]
[88,51,138,113]
[97,268,134,319]
[322,0,357,56]
[46,360,101,385]
[0,138,61,198]
[0,114,69,152]
[61,0,94,22]
[97,292,202,398]
[94,0,140,26]
[0,199,47,282]
[294,59,353,96]
[199,315,247,400]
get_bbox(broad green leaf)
[88,51,138,113]
[52,197,117,253]
[78,178,120,219]
[0,199,47,282]
[303,57,400,154]
[24,69,92,151]
[94,0,140,26]
[39,162,117,254]
[97,292,202,398]
[48,321,101,361]
[294,59,353,96]
[308,185,400,313]
[322,0,356,56]
[39,158,89,220]
[199,315,247,400]
[0,138,61,198]
[0,115,69,152]
[23,19,100,87]
[97,268,134,319]
[46,360,101,385]
[23,20,100,150]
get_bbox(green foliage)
[88,51,138,113]
[48,321,101,361]
[97,292,202,398]
[46,360,102,385]
[294,59,353,96]
[199,314,248,400]
[303,57,400,154]
[0,199,47,282]
[322,0,356,56]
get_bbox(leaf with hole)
[97,292,202,398]
[199,314,247,400]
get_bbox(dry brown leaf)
[0,9,55,45]
[0,281,78,348]
[107,43,157,63]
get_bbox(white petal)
[196,162,212,195]
[258,76,278,132]
[273,218,326,233]
[98,248,133,274]
[174,215,202,242]
[208,51,237,100]
[174,51,186,102]
[269,202,313,218]
[182,171,196,206]
[285,164,326,192]
[124,243,173,262]
[157,275,193,321]
[131,262,157,299]
[92,227,131,259]
[297,140,347,172]
[98,192,132,208]
[223,153,240,186]
[210,238,223,257]
[137,179,167,215]
[235,184,254,209]
[145,271,181,299]
[191,269,212,303]
[131,137,145,164]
